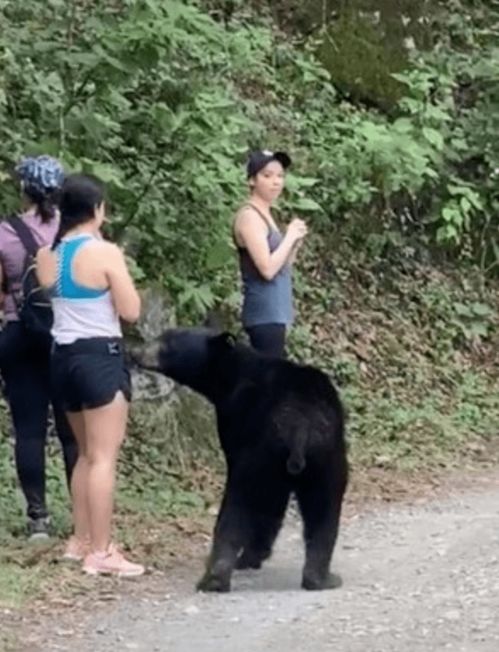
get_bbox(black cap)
[246,150,292,178]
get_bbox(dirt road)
[17,475,499,652]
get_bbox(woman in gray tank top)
[233,150,308,357]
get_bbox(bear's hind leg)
[295,472,346,591]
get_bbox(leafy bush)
[1,0,498,321]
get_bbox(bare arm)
[104,244,141,323]
[236,210,307,281]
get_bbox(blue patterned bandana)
[15,155,65,196]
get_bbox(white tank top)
[50,235,122,345]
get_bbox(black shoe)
[27,517,51,542]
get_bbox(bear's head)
[129,327,238,397]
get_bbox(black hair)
[24,186,60,223]
[52,174,105,250]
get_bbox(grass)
[0,546,56,609]
[0,630,20,652]
[290,255,499,473]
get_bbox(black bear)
[131,328,348,592]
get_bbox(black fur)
[132,328,348,592]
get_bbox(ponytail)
[25,187,60,224]
[51,222,69,250]
[38,196,57,223]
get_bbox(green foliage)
[391,45,497,254]
[0,404,24,540]
[0,0,498,321]
[290,239,499,471]
[0,0,256,317]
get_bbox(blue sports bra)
[53,235,107,299]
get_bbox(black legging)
[0,322,77,520]
[246,323,286,358]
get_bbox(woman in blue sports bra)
[36,174,144,577]
[233,150,308,357]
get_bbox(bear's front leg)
[196,560,235,593]
[196,488,248,593]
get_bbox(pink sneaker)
[62,535,89,562]
[82,544,145,577]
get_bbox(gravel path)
[22,475,499,652]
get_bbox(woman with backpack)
[36,173,144,577]
[0,155,77,540]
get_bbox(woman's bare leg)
[83,392,128,552]
[66,411,90,542]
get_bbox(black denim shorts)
[51,337,131,412]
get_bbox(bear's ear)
[209,331,236,351]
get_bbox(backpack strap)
[2,216,40,296]
[7,215,40,257]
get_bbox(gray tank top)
[237,204,293,328]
